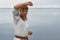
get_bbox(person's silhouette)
[13,1,33,40]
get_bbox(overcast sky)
[0,0,60,8]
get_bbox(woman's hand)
[28,31,32,35]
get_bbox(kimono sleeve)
[12,9,20,24]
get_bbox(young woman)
[13,1,33,40]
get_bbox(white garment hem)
[13,37,21,40]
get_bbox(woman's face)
[20,7,28,17]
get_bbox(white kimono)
[13,9,29,40]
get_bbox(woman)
[13,1,33,40]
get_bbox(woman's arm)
[14,1,33,10]
[13,9,20,24]
[14,3,27,10]
[28,26,32,35]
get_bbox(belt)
[15,35,28,40]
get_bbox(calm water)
[0,8,60,40]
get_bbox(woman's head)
[20,6,28,17]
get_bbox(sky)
[0,0,60,8]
